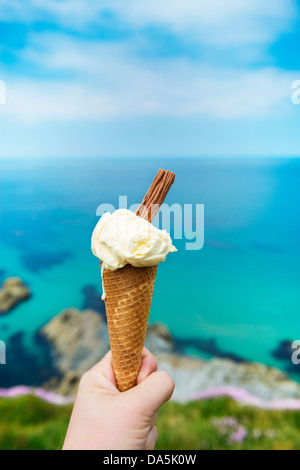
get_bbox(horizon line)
[1,154,300,161]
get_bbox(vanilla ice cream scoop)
[91,209,177,271]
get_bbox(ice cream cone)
[94,169,175,391]
[103,264,157,392]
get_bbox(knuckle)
[79,369,93,388]
[159,370,175,390]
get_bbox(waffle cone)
[103,264,157,392]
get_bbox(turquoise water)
[0,157,300,385]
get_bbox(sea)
[0,157,300,386]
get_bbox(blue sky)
[0,0,300,158]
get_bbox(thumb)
[129,370,175,415]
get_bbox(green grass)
[1,394,300,450]
[156,398,300,450]
[0,395,71,450]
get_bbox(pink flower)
[229,426,248,443]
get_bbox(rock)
[145,322,174,354]
[41,307,110,377]
[54,371,81,397]
[41,307,300,402]
[42,371,81,397]
[41,308,177,395]
[156,353,300,402]
[0,278,31,314]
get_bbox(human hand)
[62,348,175,450]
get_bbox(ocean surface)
[0,157,300,386]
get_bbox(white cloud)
[0,0,296,45]
[110,0,296,46]
[3,44,294,123]
[0,0,298,123]
[0,0,101,28]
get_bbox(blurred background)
[0,0,300,450]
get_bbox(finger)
[131,370,175,415]
[145,426,158,450]
[86,351,118,390]
[137,348,157,384]
[89,350,112,371]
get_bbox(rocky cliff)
[40,307,300,403]
[0,278,31,314]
